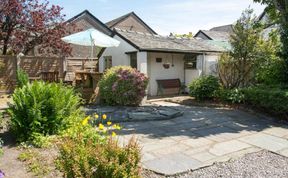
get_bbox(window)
[156,58,162,63]
[130,52,137,69]
[104,56,112,70]
[184,54,197,69]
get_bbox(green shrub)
[98,66,148,106]
[16,69,29,88]
[57,123,141,178]
[216,88,245,103]
[189,75,220,100]
[0,138,3,157]
[243,86,288,117]
[8,81,83,142]
[255,58,286,85]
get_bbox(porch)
[145,51,219,96]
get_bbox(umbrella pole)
[90,40,94,72]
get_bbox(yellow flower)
[107,121,112,126]
[111,131,117,137]
[81,116,90,126]
[102,114,107,120]
[94,114,99,119]
[113,124,121,130]
[98,123,105,130]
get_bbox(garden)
[1,0,288,177]
[186,8,288,120]
[0,65,148,178]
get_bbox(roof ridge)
[66,9,112,34]
[116,28,198,40]
[115,28,160,38]
[106,12,158,35]
[106,12,134,28]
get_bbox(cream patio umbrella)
[61,28,120,59]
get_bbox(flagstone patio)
[118,101,288,175]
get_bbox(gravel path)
[142,151,288,178]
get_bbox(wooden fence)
[0,56,98,93]
[64,58,98,82]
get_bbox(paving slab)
[141,139,177,152]
[209,140,252,156]
[263,127,288,137]
[117,100,288,175]
[278,148,288,157]
[142,152,203,175]
[184,145,211,155]
[141,152,157,162]
[193,126,241,142]
[189,151,217,162]
[151,144,191,156]
[239,133,288,152]
[205,147,263,165]
[180,137,215,148]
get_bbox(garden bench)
[156,79,181,96]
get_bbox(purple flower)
[0,170,5,178]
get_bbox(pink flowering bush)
[98,66,148,106]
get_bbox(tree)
[169,32,193,39]
[254,0,288,82]
[218,9,264,88]
[0,0,72,56]
[255,30,285,85]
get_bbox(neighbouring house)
[99,28,228,96]
[256,11,279,39]
[63,10,114,83]
[194,24,233,41]
[65,10,114,58]
[106,12,157,35]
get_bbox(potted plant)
[163,63,170,69]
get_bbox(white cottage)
[99,28,228,96]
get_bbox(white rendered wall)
[147,52,185,96]
[99,35,137,73]
[184,54,203,90]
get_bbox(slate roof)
[210,24,233,33]
[115,28,229,53]
[66,10,113,35]
[106,12,157,34]
[197,30,231,41]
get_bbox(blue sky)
[49,0,265,35]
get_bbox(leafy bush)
[57,117,141,178]
[0,138,3,156]
[216,88,245,103]
[8,81,83,142]
[189,75,220,100]
[243,86,288,117]
[57,137,141,178]
[98,66,148,106]
[16,69,29,88]
[255,58,286,85]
